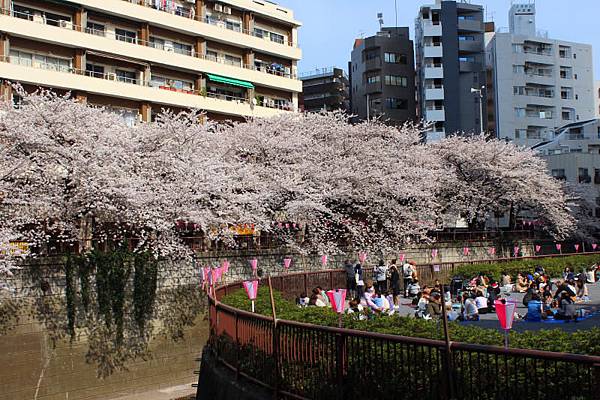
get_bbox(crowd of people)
[295,258,598,324]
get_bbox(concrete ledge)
[196,348,271,400]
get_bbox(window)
[560,66,572,79]
[254,28,266,38]
[459,56,475,62]
[384,75,407,87]
[225,20,242,32]
[514,129,526,139]
[86,21,105,36]
[151,75,194,91]
[115,69,136,84]
[595,169,600,184]
[367,75,381,84]
[385,98,408,109]
[173,42,193,56]
[512,44,523,53]
[44,12,70,27]
[85,63,104,78]
[11,50,71,72]
[175,6,191,18]
[149,36,165,50]
[270,32,285,44]
[224,54,242,66]
[12,4,34,20]
[561,87,573,99]
[513,65,525,74]
[514,108,526,117]
[384,53,407,64]
[579,168,591,183]
[115,28,136,43]
[459,35,475,41]
[551,169,566,180]
[365,51,379,61]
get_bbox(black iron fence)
[206,252,600,400]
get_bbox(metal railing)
[206,251,600,399]
[1,8,297,80]
[121,0,297,48]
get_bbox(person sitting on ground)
[308,291,326,307]
[407,278,421,298]
[426,292,443,319]
[316,286,329,306]
[362,281,382,312]
[487,282,500,311]
[296,293,309,307]
[515,273,529,293]
[501,271,512,289]
[542,291,554,316]
[534,265,545,275]
[576,278,589,302]
[522,283,537,307]
[555,291,577,321]
[415,291,429,318]
[461,293,479,321]
[563,266,572,281]
[346,299,365,319]
[475,290,489,314]
[525,293,544,322]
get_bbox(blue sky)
[275,0,599,78]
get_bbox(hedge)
[221,286,600,356]
[453,254,600,282]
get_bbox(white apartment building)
[595,81,600,117]
[487,2,594,147]
[534,118,600,222]
[0,0,302,123]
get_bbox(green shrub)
[453,254,600,281]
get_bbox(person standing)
[388,260,401,306]
[344,260,356,298]
[374,260,388,293]
[402,261,415,298]
[355,263,365,300]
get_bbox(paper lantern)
[556,243,562,251]
[326,289,347,314]
[513,246,520,257]
[535,245,541,253]
[495,299,518,330]
[431,249,438,258]
[321,255,328,266]
[574,244,580,252]
[488,247,496,255]
[358,251,367,264]
[463,247,470,256]
[249,258,258,271]
[283,258,292,270]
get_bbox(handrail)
[206,251,600,399]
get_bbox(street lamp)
[471,86,485,133]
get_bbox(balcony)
[425,106,445,121]
[458,40,482,53]
[525,110,554,119]
[579,175,592,184]
[39,0,302,61]
[459,61,482,72]
[425,87,444,100]
[422,22,442,37]
[458,19,483,32]
[365,81,382,94]
[365,58,382,72]
[0,55,290,118]
[424,44,443,58]
[424,65,444,79]
[0,11,302,93]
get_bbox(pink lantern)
[495,299,518,330]
[593,244,598,250]
[556,243,562,251]
[431,249,438,259]
[326,289,347,314]
[535,245,541,253]
[278,222,283,228]
[488,247,496,256]
[221,260,230,274]
[463,247,470,256]
[575,244,580,252]
[243,280,259,312]
[513,246,520,257]
[292,223,297,229]
[358,251,367,264]
[320,254,328,266]
[283,258,292,270]
[285,223,290,229]
[399,253,406,263]
[249,258,258,273]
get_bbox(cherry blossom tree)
[430,134,575,239]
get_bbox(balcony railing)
[523,48,553,56]
[1,8,298,80]
[121,0,297,48]
[1,55,294,111]
[525,111,554,119]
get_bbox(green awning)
[206,74,254,89]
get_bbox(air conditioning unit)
[32,12,44,24]
[106,73,116,81]
[59,20,72,29]
[214,3,223,12]
[164,41,174,52]
[223,6,232,14]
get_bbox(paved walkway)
[394,281,600,332]
[108,383,195,400]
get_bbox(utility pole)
[471,86,485,133]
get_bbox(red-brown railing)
[205,252,600,400]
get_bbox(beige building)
[0,0,302,123]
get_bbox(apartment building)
[299,67,349,113]
[348,27,416,125]
[487,2,594,147]
[415,0,487,141]
[534,119,600,224]
[595,81,600,118]
[0,0,302,123]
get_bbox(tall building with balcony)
[299,67,349,113]
[487,2,594,147]
[415,0,487,142]
[348,27,416,125]
[0,0,302,124]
